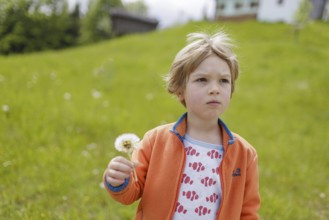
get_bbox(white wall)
[257,0,301,23]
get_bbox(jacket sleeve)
[241,150,261,220]
[103,132,152,205]
[103,169,141,205]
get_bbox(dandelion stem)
[132,167,138,182]
[129,156,138,182]
[114,133,140,183]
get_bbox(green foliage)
[0,0,80,55]
[123,0,148,16]
[0,0,126,54]
[0,21,328,219]
[293,0,313,25]
[292,0,313,42]
[80,0,122,44]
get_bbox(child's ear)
[177,92,184,101]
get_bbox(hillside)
[1,21,328,219]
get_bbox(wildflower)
[93,66,104,77]
[102,100,109,108]
[32,74,38,83]
[92,169,99,176]
[115,133,140,154]
[92,90,102,99]
[81,150,89,157]
[50,71,57,80]
[64,92,72,101]
[2,104,10,113]
[297,81,309,90]
[319,192,326,199]
[114,133,140,182]
[86,143,97,150]
[3,161,11,167]
[145,93,155,101]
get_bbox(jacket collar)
[170,113,235,146]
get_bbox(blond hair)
[164,31,239,105]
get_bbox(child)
[103,31,260,220]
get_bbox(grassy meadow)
[1,21,328,219]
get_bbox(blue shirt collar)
[170,113,235,145]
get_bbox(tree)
[292,0,313,43]
[0,0,81,55]
[65,3,81,46]
[0,0,34,54]
[80,0,122,44]
[123,0,148,16]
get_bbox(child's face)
[178,55,232,121]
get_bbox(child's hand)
[105,156,135,187]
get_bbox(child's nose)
[209,83,220,95]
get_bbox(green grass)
[1,21,328,219]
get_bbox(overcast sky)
[68,0,216,28]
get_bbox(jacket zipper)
[169,138,186,219]
[216,154,226,219]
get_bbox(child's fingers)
[109,156,134,168]
[106,176,125,187]
[107,167,130,181]
[105,156,138,186]
[106,165,131,187]
[108,156,134,172]
[105,156,134,185]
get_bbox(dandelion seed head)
[2,105,10,112]
[32,74,38,83]
[87,143,97,150]
[102,101,109,108]
[92,169,99,176]
[93,66,104,77]
[64,92,72,101]
[146,93,155,101]
[3,161,11,167]
[81,150,89,157]
[50,71,57,80]
[115,133,140,154]
[92,90,102,99]
[297,81,309,90]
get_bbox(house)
[257,0,328,23]
[110,9,158,36]
[214,0,328,22]
[310,0,328,19]
[215,0,260,20]
[257,0,301,23]
[323,1,329,20]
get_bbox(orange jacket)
[104,113,260,220]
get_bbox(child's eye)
[219,79,230,84]
[196,78,207,82]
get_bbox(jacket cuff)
[104,176,130,192]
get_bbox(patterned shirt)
[173,135,224,220]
